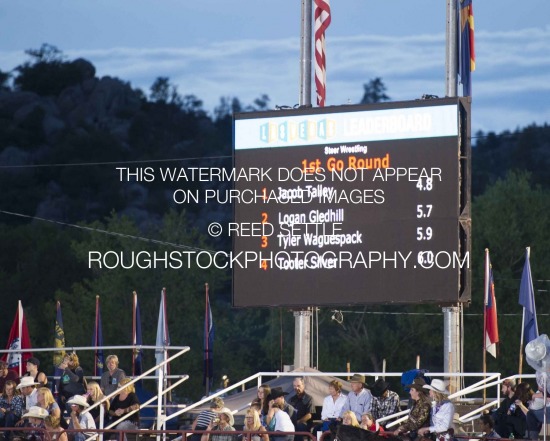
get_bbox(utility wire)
[0,209,216,254]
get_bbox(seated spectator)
[24,358,48,388]
[201,407,236,441]
[391,379,430,440]
[190,397,225,441]
[340,374,372,422]
[360,412,383,432]
[417,380,454,439]
[86,381,110,426]
[480,414,500,440]
[57,354,86,410]
[251,384,270,427]
[265,388,295,428]
[100,355,126,397]
[45,415,68,441]
[243,408,268,441]
[0,360,19,391]
[0,379,25,437]
[17,377,40,410]
[108,378,140,441]
[507,381,532,438]
[16,406,49,441]
[526,371,550,440]
[267,402,294,441]
[67,395,96,441]
[369,379,400,427]
[493,378,516,437]
[341,410,360,428]
[36,386,66,429]
[315,380,346,433]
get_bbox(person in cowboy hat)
[391,379,431,440]
[16,376,40,411]
[67,395,96,441]
[19,406,49,441]
[265,387,295,427]
[370,378,400,425]
[417,379,454,438]
[201,407,236,441]
[340,374,372,421]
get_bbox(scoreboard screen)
[232,98,471,307]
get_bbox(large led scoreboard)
[232,98,471,307]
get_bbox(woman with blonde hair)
[37,387,62,419]
[417,380,454,440]
[109,378,140,440]
[243,408,268,441]
[341,410,360,428]
[86,381,110,425]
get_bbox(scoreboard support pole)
[444,0,461,388]
[294,309,312,369]
[293,0,314,371]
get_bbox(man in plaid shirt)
[370,379,400,427]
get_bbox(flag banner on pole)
[2,301,32,374]
[155,288,170,375]
[132,292,144,380]
[93,295,104,376]
[458,0,475,96]
[484,251,499,358]
[314,0,331,107]
[203,283,215,388]
[53,301,66,369]
[519,249,538,344]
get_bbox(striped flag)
[484,250,499,358]
[458,0,475,96]
[203,283,215,390]
[2,301,33,376]
[314,0,331,107]
[92,295,104,376]
[519,248,538,344]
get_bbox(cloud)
[1,26,548,134]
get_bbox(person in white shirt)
[316,380,346,433]
[269,401,295,441]
[417,380,454,438]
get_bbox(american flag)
[314,0,331,107]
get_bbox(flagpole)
[18,301,23,377]
[445,0,458,96]
[518,247,530,378]
[299,0,312,106]
[132,291,137,376]
[482,249,488,403]
[205,283,210,397]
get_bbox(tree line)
[0,44,549,399]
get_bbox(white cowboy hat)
[423,379,450,395]
[216,407,235,426]
[16,376,40,390]
[23,406,49,419]
[67,395,90,408]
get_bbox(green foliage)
[467,171,550,374]
[14,44,89,96]
[0,69,10,90]
[360,77,390,104]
